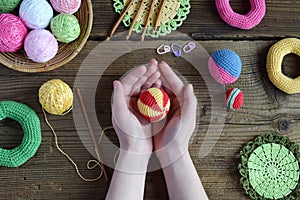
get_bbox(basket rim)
[0,0,93,73]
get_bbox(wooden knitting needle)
[126,0,145,40]
[141,0,156,41]
[76,88,109,182]
[153,0,167,34]
[106,0,135,41]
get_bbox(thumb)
[112,80,129,120]
[182,84,197,123]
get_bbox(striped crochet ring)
[267,38,300,94]
[0,101,41,167]
[137,88,170,122]
[215,0,266,30]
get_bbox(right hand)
[153,61,198,167]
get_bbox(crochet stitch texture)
[266,38,300,94]
[113,0,190,37]
[225,88,244,110]
[208,49,242,84]
[0,101,41,167]
[215,0,266,30]
[137,87,170,122]
[238,133,300,199]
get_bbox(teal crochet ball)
[50,13,81,43]
[0,0,22,13]
[0,101,42,167]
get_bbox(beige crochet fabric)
[123,0,180,26]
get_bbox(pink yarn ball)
[24,29,58,63]
[50,0,81,14]
[0,14,27,53]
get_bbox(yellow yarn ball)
[39,79,73,115]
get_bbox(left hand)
[112,59,161,155]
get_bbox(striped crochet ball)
[225,88,244,110]
[208,49,242,84]
[137,88,170,122]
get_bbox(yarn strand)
[42,109,103,182]
[97,126,119,165]
[76,88,109,181]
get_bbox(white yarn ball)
[19,0,53,29]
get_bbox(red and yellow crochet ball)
[137,88,170,122]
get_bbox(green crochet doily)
[238,133,300,200]
[0,101,41,167]
[113,0,190,38]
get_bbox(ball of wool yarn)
[39,79,74,115]
[50,14,81,43]
[19,0,53,29]
[0,0,22,13]
[0,14,27,52]
[50,0,81,14]
[24,29,58,63]
[137,88,170,122]
[208,49,242,84]
[225,88,244,110]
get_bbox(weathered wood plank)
[91,0,300,40]
[0,40,300,199]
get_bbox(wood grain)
[91,0,300,40]
[0,40,300,199]
[0,0,300,199]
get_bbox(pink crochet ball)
[24,29,58,63]
[208,49,242,85]
[50,0,81,14]
[0,14,27,53]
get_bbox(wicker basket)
[0,0,93,73]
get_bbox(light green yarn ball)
[0,0,22,13]
[50,14,80,43]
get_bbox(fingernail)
[113,81,118,89]
[150,58,157,64]
[190,84,194,92]
[159,61,168,66]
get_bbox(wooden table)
[1,0,300,199]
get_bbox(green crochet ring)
[238,133,300,200]
[0,101,41,167]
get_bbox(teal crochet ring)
[0,101,41,167]
[238,133,300,200]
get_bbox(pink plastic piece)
[156,44,171,55]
